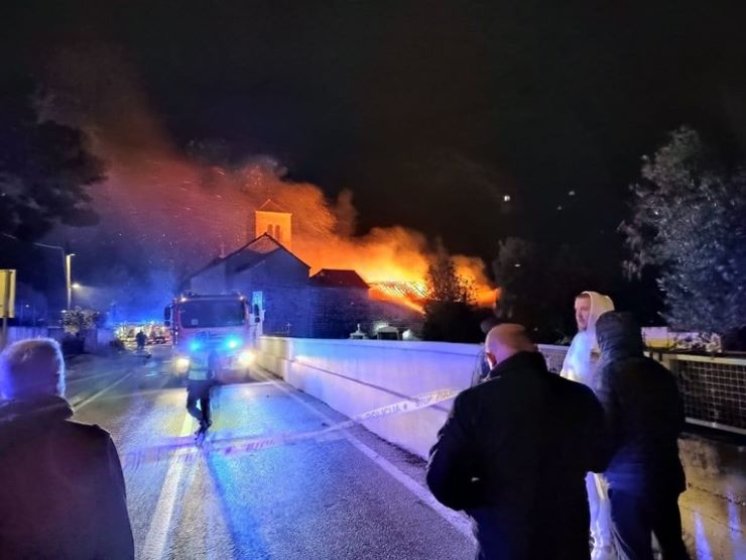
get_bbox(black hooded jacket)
[595,312,686,494]
[0,396,134,559]
[427,351,607,560]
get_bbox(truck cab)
[165,293,257,381]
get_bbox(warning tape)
[122,387,459,469]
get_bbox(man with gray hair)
[428,324,608,559]
[0,338,134,559]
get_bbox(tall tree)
[622,127,746,343]
[0,82,104,242]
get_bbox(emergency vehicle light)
[225,336,241,350]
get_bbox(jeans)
[609,488,689,560]
[587,473,613,551]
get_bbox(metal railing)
[539,344,746,436]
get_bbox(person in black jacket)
[427,324,608,560]
[0,338,134,559]
[595,312,689,560]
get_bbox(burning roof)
[310,269,369,289]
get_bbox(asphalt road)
[68,355,477,560]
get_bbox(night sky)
[5,0,746,262]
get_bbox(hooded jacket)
[427,351,607,560]
[595,312,686,494]
[560,291,615,391]
[0,396,134,559]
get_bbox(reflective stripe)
[187,367,209,381]
[187,353,211,381]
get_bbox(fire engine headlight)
[175,357,191,370]
[237,350,255,367]
[225,336,241,350]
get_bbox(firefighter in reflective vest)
[186,346,218,431]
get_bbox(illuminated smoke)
[41,45,495,316]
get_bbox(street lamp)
[1,234,75,313]
[33,242,75,311]
[65,253,76,310]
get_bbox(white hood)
[581,291,615,335]
[560,291,614,389]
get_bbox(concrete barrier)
[258,336,746,558]
[258,336,479,458]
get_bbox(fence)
[4,326,49,346]
[539,344,746,436]
[3,326,114,355]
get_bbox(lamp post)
[0,234,76,315]
[65,254,76,310]
[33,242,75,311]
[71,282,82,309]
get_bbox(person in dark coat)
[186,344,219,432]
[0,338,134,560]
[135,329,147,351]
[427,324,608,560]
[595,312,689,560]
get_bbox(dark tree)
[492,237,605,342]
[622,127,746,345]
[0,83,104,242]
[423,252,481,342]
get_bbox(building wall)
[255,210,292,250]
[228,252,311,336]
[232,251,308,289]
[261,287,313,337]
[187,262,228,294]
[309,287,371,339]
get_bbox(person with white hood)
[561,291,615,560]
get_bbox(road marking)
[70,370,137,411]
[121,386,460,468]
[141,413,195,560]
[252,368,476,543]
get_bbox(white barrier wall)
[258,336,481,458]
[258,336,746,558]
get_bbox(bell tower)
[254,199,292,250]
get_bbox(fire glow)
[43,46,497,314]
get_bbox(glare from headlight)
[176,357,191,369]
[226,337,241,350]
[237,350,255,366]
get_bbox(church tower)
[254,199,292,250]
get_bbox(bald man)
[427,325,608,560]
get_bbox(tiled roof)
[257,199,289,213]
[310,269,369,289]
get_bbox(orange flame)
[44,46,496,313]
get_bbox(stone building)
[308,269,370,338]
[183,200,422,339]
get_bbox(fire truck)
[164,293,258,380]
